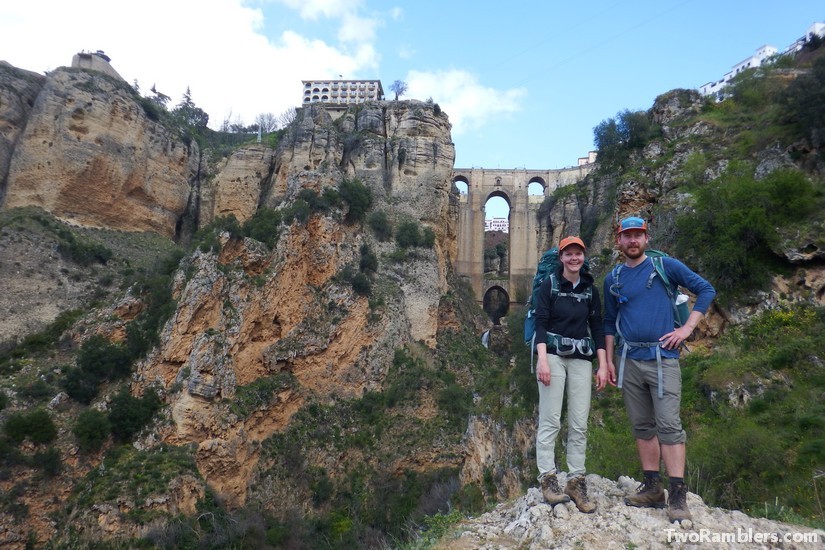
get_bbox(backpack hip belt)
[546,332,594,357]
[616,338,666,399]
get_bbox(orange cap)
[559,236,586,252]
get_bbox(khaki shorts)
[620,357,686,445]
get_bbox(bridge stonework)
[454,166,595,306]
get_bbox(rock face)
[437,473,825,549]
[0,63,46,205]
[2,67,198,238]
[129,100,457,506]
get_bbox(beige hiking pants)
[536,353,592,478]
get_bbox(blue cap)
[618,216,648,234]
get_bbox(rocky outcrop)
[2,68,198,238]
[437,473,825,549]
[0,63,46,205]
[200,145,276,227]
[134,99,458,502]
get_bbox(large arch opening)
[483,191,510,322]
[528,177,547,197]
[453,175,469,195]
[483,285,510,325]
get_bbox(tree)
[172,86,209,129]
[782,54,825,142]
[149,83,171,108]
[390,80,408,100]
[278,107,298,129]
[256,112,278,133]
[593,109,659,169]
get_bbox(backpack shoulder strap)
[649,256,674,297]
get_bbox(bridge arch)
[454,166,595,312]
[482,285,510,324]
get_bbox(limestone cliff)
[128,99,459,511]
[2,66,199,238]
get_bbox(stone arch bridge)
[453,166,595,315]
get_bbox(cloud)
[338,12,381,44]
[398,45,416,59]
[273,0,360,20]
[406,70,527,135]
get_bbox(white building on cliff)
[302,80,384,108]
[699,21,825,99]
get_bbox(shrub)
[395,221,422,249]
[321,187,343,209]
[77,335,132,380]
[3,409,58,444]
[74,409,112,452]
[367,211,392,241]
[243,208,282,248]
[339,179,373,223]
[675,165,818,301]
[359,244,378,274]
[61,366,102,404]
[422,227,436,248]
[16,379,54,403]
[60,238,113,266]
[108,388,161,443]
[283,199,311,225]
[34,447,62,478]
[351,273,372,297]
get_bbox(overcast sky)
[1,1,822,218]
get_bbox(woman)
[534,236,607,513]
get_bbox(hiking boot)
[564,475,596,513]
[540,473,570,505]
[667,482,692,522]
[624,476,666,508]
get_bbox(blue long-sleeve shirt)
[603,256,715,360]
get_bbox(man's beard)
[622,245,644,260]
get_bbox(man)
[599,216,715,522]
[534,236,606,513]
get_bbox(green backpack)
[523,247,592,371]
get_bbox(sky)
[1,1,822,220]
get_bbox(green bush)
[60,238,113,266]
[61,366,102,404]
[283,198,311,225]
[422,227,436,248]
[16,379,54,403]
[74,409,112,453]
[351,273,372,297]
[193,215,243,253]
[367,211,393,241]
[243,208,282,248]
[108,388,161,443]
[675,165,818,301]
[396,221,422,249]
[339,179,373,223]
[781,54,825,141]
[3,409,57,445]
[34,447,62,478]
[359,244,378,274]
[77,335,132,380]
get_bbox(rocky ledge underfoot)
[435,473,825,549]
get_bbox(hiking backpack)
[523,247,592,369]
